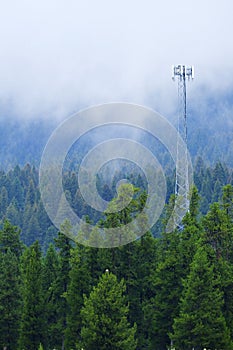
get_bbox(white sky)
[1,0,233,119]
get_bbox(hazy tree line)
[0,160,233,349]
[0,159,232,250]
[1,113,233,169]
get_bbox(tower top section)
[172,65,194,81]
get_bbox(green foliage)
[0,163,233,348]
[19,241,45,350]
[0,161,232,248]
[202,202,231,259]
[222,184,233,221]
[42,243,60,350]
[0,186,8,216]
[80,271,137,350]
[136,232,159,349]
[65,244,91,349]
[0,219,23,257]
[218,259,233,340]
[0,249,22,350]
[54,231,72,349]
[188,185,200,220]
[145,230,183,350]
[172,244,233,350]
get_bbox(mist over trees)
[1,105,233,170]
[0,102,232,350]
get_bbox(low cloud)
[1,0,233,120]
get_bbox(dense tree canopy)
[0,163,233,349]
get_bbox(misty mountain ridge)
[0,95,233,170]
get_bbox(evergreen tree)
[212,179,222,202]
[144,188,201,350]
[200,169,213,212]
[218,258,233,341]
[217,185,233,338]
[178,186,201,275]
[0,186,8,216]
[222,184,233,222]
[43,225,58,252]
[11,175,24,209]
[189,185,201,221]
[19,241,45,350]
[54,231,71,350]
[6,199,21,227]
[172,244,232,350]
[0,219,23,257]
[145,229,182,350]
[0,249,22,350]
[37,199,52,246]
[22,204,36,246]
[117,240,140,343]
[80,271,137,350]
[193,156,205,192]
[213,161,228,185]
[25,179,37,206]
[65,244,91,349]
[202,202,231,260]
[136,232,158,349]
[42,244,60,350]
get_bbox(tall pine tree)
[172,244,232,349]
[80,271,137,350]
[0,249,22,350]
[54,231,71,350]
[65,244,91,349]
[42,243,60,350]
[19,241,45,350]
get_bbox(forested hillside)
[1,100,233,170]
[1,0,233,348]
[0,159,233,349]
[1,181,233,349]
[0,160,232,250]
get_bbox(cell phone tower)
[172,64,194,229]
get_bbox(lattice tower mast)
[172,65,194,227]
